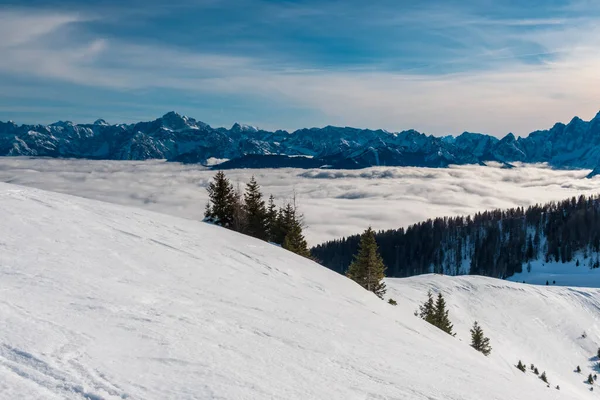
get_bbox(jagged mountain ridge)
[2,111,600,171]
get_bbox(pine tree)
[433,292,454,335]
[205,171,235,228]
[576,365,581,373]
[517,360,526,372]
[419,291,436,324]
[470,321,492,356]
[534,367,539,375]
[243,176,268,240]
[540,371,548,383]
[597,347,600,359]
[282,221,311,258]
[346,227,387,299]
[231,182,247,233]
[274,203,296,245]
[265,194,278,242]
[588,374,594,384]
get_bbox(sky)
[1,0,599,136]
[1,158,599,245]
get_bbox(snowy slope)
[0,183,585,399]
[387,275,600,398]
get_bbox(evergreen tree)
[265,194,278,242]
[588,374,594,384]
[243,176,268,240]
[597,347,600,359]
[274,202,297,245]
[346,227,387,299]
[231,183,247,233]
[517,360,526,372]
[470,321,492,356]
[205,171,235,228]
[540,371,548,383]
[576,365,581,373]
[534,367,539,375]
[282,221,311,258]
[419,291,436,324]
[433,292,454,335]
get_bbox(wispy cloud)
[0,1,599,135]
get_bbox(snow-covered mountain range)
[2,111,600,172]
[0,183,596,399]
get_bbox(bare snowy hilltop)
[1,183,600,399]
[3,110,600,173]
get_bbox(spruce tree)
[282,221,311,258]
[231,183,247,233]
[433,292,454,335]
[540,371,547,383]
[265,194,278,242]
[274,203,296,245]
[419,290,436,324]
[470,321,492,356]
[588,374,594,384]
[346,227,387,299]
[517,360,526,372]
[576,365,581,373]
[243,176,268,240]
[205,171,235,228]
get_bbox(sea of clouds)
[1,158,599,245]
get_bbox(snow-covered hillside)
[0,183,592,399]
[388,275,600,398]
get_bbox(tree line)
[312,194,600,279]
[204,171,311,258]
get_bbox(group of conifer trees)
[418,291,491,355]
[418,291,455,335]
[204,171,310,258]
[313,194,600,280]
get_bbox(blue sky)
[1,0,599,136]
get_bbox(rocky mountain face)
[2,111,600,173]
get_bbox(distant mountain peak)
[231,122,259,133]
[49,120,74,127]
[1,110,600,172]
[159,111,198,131]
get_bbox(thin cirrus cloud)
[0,158,599,245]
[0,0,599,136]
